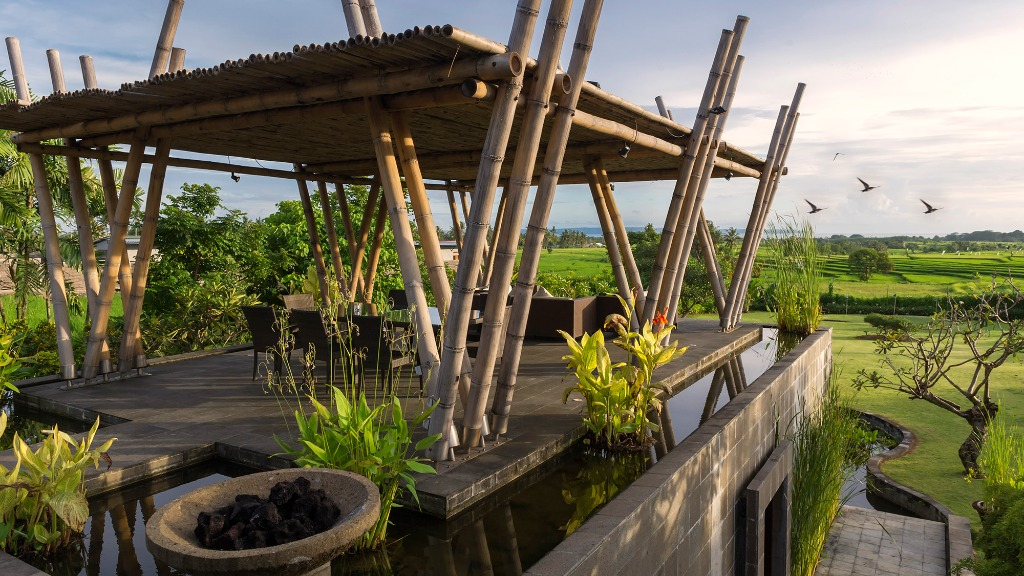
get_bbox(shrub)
[863,313,914,338]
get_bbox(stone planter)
[146,468,379,576]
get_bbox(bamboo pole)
[96,158,142,364]
[79,55,97,89]
[701,365,726,424]
[4,37,31,106]
[361,197,388,302]
[459,190,471,223]
[640,29,733,329]
[47,49,110,372]
[595,158,646,320]
[119,139,172,371]
[317,180,350,298]
[350,179,380,302]
[446,184,463,250]
[28,153,76,379]
[12,53,523,144]
[334,184,359,287]
[359,0,383,37]
[663,39,746,328]
[82,133,148,379]
[341,0,367,38]
[365,95,441,393]
[460,0,574,449]
[427,0,543,461]
[490,0,605,437]
[294,167,332,307]
[585,159,633,318]
[483,184,509,288]
[149,0,185,80]
[167,47,186,73]
[697,210,727,317]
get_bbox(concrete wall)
[526,328,832,576]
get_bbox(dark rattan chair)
[241,305,291,380]
[289,308,351,386]
[350,314,423,396]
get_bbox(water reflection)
[1,392,93,449]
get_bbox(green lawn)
[1,293,122,336]
[532,248,613,277]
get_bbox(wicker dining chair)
[241,305,291,380]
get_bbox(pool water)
[1,393,94,450]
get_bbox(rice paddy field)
[819,250,1024,297]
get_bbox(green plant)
[0,332,19,393]
[275,387,440,551]
[0,413,115,558]
[863,313,914,338]
[789,379,862,576]
[559,297,686,449]
[765,216,822,335]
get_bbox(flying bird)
[805,199,826,214]
[920,199,942,214]
[857,177,879,192]
[833,152,843,161]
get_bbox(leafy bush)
[142,272,257,356]
[0,332,19,392]
[0,413,115,558]
[863,313,914,338]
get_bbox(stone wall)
[526,328,832,576]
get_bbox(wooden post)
[460,0,575,449]
[640,29,734,328]
[490,0,605,437]
[294,167,332,307]
[365,95,441,392]
[119,139,172,371]
[316,180,350,299]
[83,132,148,379]
[585,159,633,317]
[446,184,464,250]
[79,55,97,88]
[427,0,543,461]
[594,158,645,319]
[359,0,383,37]
[4,37,31,105]
[350,179,381,302]
[340,0,367,38]
[149,0,185,80]
[167,47,186,73]
[48,49,110,372]
[483,184,510,288]
[362,198,388,302]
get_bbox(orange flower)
[652,308,669,331]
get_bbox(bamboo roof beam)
[460,0,574,450]
[294,166,333,307]
[427,0,543,462]
[82,133,148,380]
[490,0,605,437]
[149,0,185,79]
[317,180,351,298]
[11,53,524,144]
[119,139,172,371]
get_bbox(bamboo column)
[460,0,575,449]
[149,0,185,80]
[349,179,380,302]
[361,198,388,302]
[83,133,148,379]
[167,47,186,73]
[489,0,605,437]
[316,180,350,298]
[335,185,358,273]
[365,96,441,395]
[446,184,464,250]
[79,55,97,89]
[47,49,110,372]
[426,0,543,461]
[663,43,746,328]
[696,211,727,317]
[359,0,383,37]
[639,29,734,328]
[119,139,172,371]
[483,184,510,288]
[340,0,367,38]
[584,159,633,315]
[4,37,30,106]
[594,158,645,320]
[294,166,332,307]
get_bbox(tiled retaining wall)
[526,328,832,576]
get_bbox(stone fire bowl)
[146,468,380,576]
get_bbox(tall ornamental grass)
[766,216,822,335]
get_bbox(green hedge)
[749,292,1024,319]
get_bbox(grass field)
[820,251,1024,298]
[533,248,613,277]
[1,294,122,336]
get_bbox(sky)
[3,0,1023,237]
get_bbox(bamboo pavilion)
[1,0,803,462]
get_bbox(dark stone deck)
[7,319,762,518]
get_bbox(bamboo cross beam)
[349,178,380,302]
[640,29,734,329]
[12,53,523,144]
[427,0,543,462]
[460,0,575,449]
[82,133,148,379]
[490,0,605,437]
[317,180,350,298]
[119,139,172,371]
[294,166,333,307]
[4,37,31,106]
[594,158,646,320]
[150,0,185,80]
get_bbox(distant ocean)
[536,226,748,236]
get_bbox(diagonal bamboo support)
[317,180,350,298]
[446,183,464,250]
[149,0,185,80]
[359,0,383,37]
[350,178,381,302]
[335,185,358,274]
[483,184,510,288]
[361,197,388,302]
[696,210,727,317]
[294,166,333,307]
[460,0,576,449]
[341,0,367,38]
[96,158,143,363]
[489,0,606,437]
[594,158,645,321]
[427,0,544,461]
[584,158,633,322]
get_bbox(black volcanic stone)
[193,476,341,550]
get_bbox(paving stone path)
[815,506,948,576]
